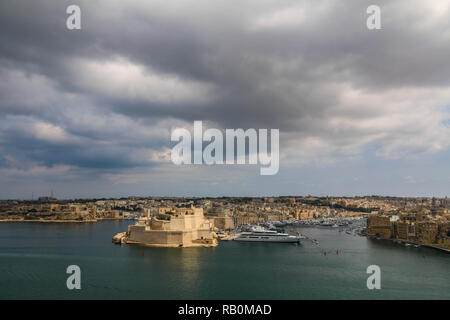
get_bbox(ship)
[235,225,302,243]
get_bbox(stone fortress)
[117,206,218,247]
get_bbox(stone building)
[367,215,392,238]
[125,206,217,247]
[205,209,235,230]
[415,221,439,245]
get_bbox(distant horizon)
[2,193,449,201]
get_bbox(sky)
[0,0,450,199]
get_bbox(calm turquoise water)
[0,221,448,299]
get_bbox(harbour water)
[0,221,448,299]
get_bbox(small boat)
[264,222,285,233]
[271,221,285,227]
[123,213,137,220]
[320,221,334,227]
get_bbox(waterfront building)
[366,215,392,238]
[125,206,217,247]
[205,209,235,230]
[396,221,408,240]
[415,221,439,244]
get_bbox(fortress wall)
[126,207,215,247]
[170,216,186,230]
[150,218,170,230]
[170,214,205,231]
[127,228,214,246]
[128,229,186,246]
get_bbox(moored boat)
[235,226,302,243]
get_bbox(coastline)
[368,235,450,254]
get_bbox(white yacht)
[235,226,302,243]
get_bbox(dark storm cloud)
[2,0,449,126]
[0,120,159,169]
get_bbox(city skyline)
[1,0,450,199]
